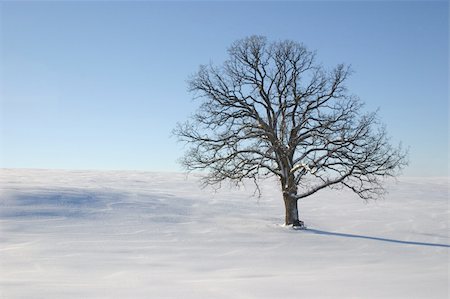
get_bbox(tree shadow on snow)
[306,229,450,248]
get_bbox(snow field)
[0,169,448,298]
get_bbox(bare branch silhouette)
[175,36,408,226]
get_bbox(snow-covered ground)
[0,169,448,298]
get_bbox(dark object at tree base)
[292,220,306,229]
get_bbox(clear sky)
[0,1,448,176]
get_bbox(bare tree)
[175,36,408,227]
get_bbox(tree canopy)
[175,36,408,226]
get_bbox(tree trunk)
[283,192,300,226]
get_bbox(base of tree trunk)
[292,220,306,229]
[292,219,305,228]
[284,194,303,226]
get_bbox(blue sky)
[0,1,448,176]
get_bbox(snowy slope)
[0,169,448,298]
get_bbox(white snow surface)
[0,169,448,298]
